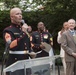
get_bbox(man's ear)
[10,16,13,20]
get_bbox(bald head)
[10,7,21,17]
[10,7,22,25]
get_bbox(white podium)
[3,55,60,75]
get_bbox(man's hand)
[72,52,76,58]
[28,52,36,58]
[40,42,45,49]
[22,24,28,33]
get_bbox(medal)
[43,34,48,39]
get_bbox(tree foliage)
[0,0,76,60]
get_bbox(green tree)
[0,0,76,60]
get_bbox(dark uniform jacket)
[3,23,31,67]
[31,31,52,57]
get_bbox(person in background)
[57,22,68,75]
[31,22,53,58]
[27,26,32,35]
[61,19,76,75]
[3,7,33,75]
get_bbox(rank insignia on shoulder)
[5,33,11,42]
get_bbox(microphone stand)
[1,43,10,75]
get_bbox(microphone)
[21,19,25,24]
[21,19,28,28]
[21,19,30,37]
[4,40,11,54]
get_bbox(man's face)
[37,22,45,31]
[27,26,32,33]
[11,8,22,25]
[68,20,75,30]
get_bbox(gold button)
[25,47,27,49]
[25,43,26,45]
[20,35,22,37]
[15,58,17,60]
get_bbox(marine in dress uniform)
[31,22,53,57]
[3,7,32,75]
[3,23,31,66]
[3,23,32,75]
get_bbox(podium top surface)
[3,55,60,72]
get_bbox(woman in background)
[57,22,69,75]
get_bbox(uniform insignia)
[14,33,20,35]
[5,33,11,42]
[35,35,39,37]
[14,33,21,38]
[43,34,48,39]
